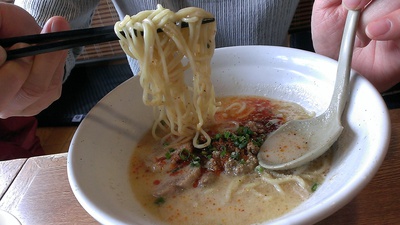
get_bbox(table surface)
[1,109,399,225]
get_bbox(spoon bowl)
[258,10,360,170]
[258,107,343,170]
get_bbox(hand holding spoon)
[257,10,360,170]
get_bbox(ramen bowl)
[67,46,390,224]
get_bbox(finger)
[17,17,69,113]
[342,0,373,10]
[356,1,400,42]
[0,49,66,118]
[20,57,65,116]
[313,0,342,8]
[41,16,70,34]
[22,17,69,94]
[366,9,400,40]
[19,51,67,108]
[0,43,34,118]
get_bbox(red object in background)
[0,116,44,160]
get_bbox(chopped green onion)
[190,156,201,167]
[311,183,319,192]
[220,148,227,157]
[154,197,165,205]
[252,138,263,147]
[224,131,231,139]
[230,152,240,160]
[179,148,191,160]
[238,140,248,149]
[237,126,253,136]
[165,148,175,159]
[255,165,264,173]
[220,145,227,152]
[191,161,200,167]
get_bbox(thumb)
[41,16,70,34]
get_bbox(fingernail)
[50,20,57,32]
[343,0,362,10]
[366,19,392,39]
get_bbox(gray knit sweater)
[15,0,299,79]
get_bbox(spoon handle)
[330,10,360,117]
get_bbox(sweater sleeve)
[14,0,100,81]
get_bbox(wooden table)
[0,154,98,224]
[0,109,399,224]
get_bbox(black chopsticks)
[0,18,215,61]
[0,26,118,60]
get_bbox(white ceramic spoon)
[257,10,360,170]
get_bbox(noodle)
[222,102,247,114]
[115,5,218,148]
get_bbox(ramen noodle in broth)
[115,5,331,224]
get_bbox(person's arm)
[312,0,400,92]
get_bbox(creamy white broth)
[129,96,331,224]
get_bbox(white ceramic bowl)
[67,46,390,225]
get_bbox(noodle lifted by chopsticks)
[114,4,218,148]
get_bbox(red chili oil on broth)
[129,96,331,225]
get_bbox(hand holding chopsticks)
[0,18,215,61]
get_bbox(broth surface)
[130,96,330,224]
